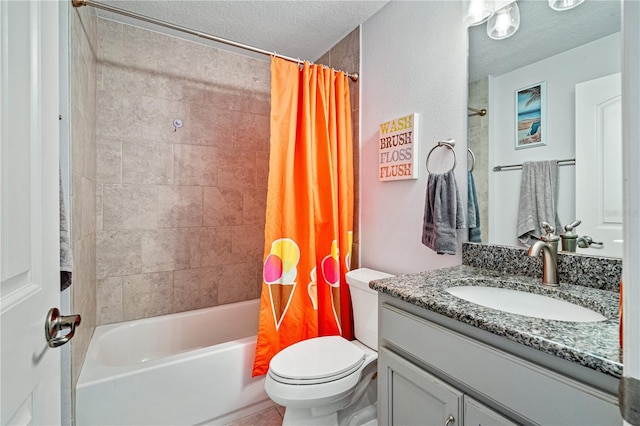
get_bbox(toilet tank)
[346,268,394,350]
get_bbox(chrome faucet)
[528,222,560,286]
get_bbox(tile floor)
[226,405,285,426]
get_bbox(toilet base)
[282,375,377,426]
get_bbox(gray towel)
[422,170,465,255]
[467,171,481,243]
[516,160,563,246]
[60,175,73,291]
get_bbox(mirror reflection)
[467,0,622,258]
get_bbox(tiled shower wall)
[95,19,270,324]
[95,19,361,324]
[468,78,489,241]
[317,27,361,269]
[70,5,97,387]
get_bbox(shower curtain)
[252,57,354,376]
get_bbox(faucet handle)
[540,221,560,242]
[564,219,581,232]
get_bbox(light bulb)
[487,2,520,40]
[548,0,585,11]
[465,0,494,27]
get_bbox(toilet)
[265,268,393,426]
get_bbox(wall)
[316,27,361,269]
[489,33,620,246]
[95,19,270,324]
[468,78,489,240]
[360,2,468,275]
[69,1,97,401]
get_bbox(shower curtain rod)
[71,0,359,82]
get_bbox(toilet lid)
[269,336,366,385]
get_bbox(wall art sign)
[515,81,546,149]
[378,113,419,181]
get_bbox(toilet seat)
[269,336,366,385]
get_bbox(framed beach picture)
[515,81,546,149]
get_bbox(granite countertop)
[370,264,623,379]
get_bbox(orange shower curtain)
[252,57,354,376]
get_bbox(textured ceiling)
[90,1,620,82]
[93,0,389,63]
[469,0,621,82]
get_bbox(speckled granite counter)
[370,248,623,379]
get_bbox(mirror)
[467,0,622,257]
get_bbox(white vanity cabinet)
[378,295,621,425]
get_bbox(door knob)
[45,308,81,348]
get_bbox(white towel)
[422,170,465,255]
[516,160,563,246]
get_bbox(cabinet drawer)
[380,303,620,425]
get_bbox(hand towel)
[467,170,481,243]
[60,175,73,291]
[516,160,563,246]
[422,170,465,255]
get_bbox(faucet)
[528,222,560,286]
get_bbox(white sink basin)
[446,286,607,322]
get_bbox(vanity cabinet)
[379,346,515,425]
[378,295,621,425]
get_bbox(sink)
[446,286,607,322]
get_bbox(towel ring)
[468,148,476,172]
[426,139,457,173]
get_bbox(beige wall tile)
[189,103,235,146]
[173,267,217,312]
[141,228,185,273]
[233,111,270,151]
[232,224,264,258]
[102,184,158,230]
[203,87,270,116]
[256,151,270,192]
[188,227,232,268]
[243,187,267,225]
[218,262,258,304]
[97,277,123,325]
[204,49,270,91]
[96,229,143,279]
[173,144,217,186]
[96,137,122,183]
[157,185,203,228]
[101,62,158,97]
[122,139,172,185]
[96,184,103,231]
[122,272,174,320]
[156,73,205,105]
[96,89,142,139]
[140,96,190,144]
[217,150,257,189]
[203,186,243,227]
[72,173,97,241]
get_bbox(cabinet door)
[463,396,517,426]
[379,347,462,426]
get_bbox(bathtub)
[76,299,272,425]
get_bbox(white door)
[1,1,61,424]
[575,73,623,258]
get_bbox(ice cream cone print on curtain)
[252,57,354,376]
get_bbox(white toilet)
[265,268,393,426]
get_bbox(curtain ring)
[426,140,457,174]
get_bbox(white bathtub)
[76,299,272,425]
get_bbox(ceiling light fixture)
[466,0,585,41]
[464,0,495,26]
[487,2,520,40]
[548,0,585,11]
